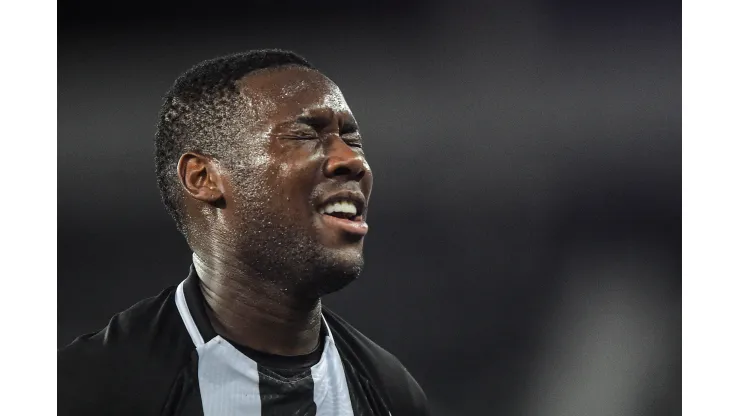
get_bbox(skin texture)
[178,66,373,356]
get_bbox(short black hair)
[154,49,315,235]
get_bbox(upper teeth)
[319,200,358,216]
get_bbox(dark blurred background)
[59,1,681,414]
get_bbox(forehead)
[236,66,351,122]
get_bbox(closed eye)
[286,130,319,140]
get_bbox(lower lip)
[319,214,369,236]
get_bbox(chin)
[301,247,364,297]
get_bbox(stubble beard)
[227,165,364,299]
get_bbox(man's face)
[214,66,373,295]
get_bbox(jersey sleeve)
[58,287,196,416]
[58,334,116,415]
[380,355,431,415]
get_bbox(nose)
[322,137,367,181]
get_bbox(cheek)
[268,150,323,213]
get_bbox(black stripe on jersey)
[258,367,317,416]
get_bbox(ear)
[177,152,224,204]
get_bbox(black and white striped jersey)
[58,266,429,416]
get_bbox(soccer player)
[58,49,429,416]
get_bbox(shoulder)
[323,307,431,415]
[58,285,194,415]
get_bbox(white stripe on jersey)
[197,337,262,415]
[312,327,355,416]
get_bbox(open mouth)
[315,192,368,236]
[317,200,363,222]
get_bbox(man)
[58,49,429,416]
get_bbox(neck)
[192,251,323,357]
